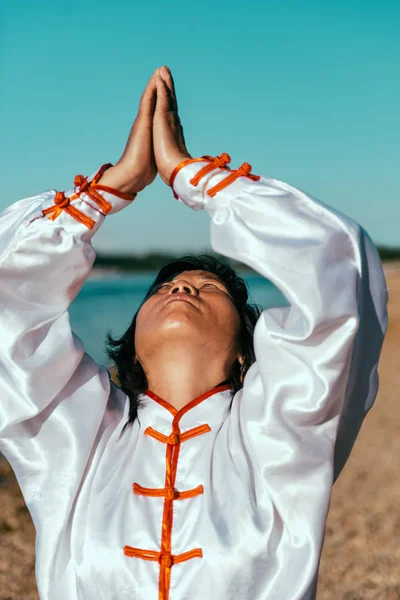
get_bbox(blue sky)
[1,0,399,254]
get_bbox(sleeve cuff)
[172,159,258,218]
[41,164,136,236]
[81,164,136,215]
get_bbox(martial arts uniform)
[0,156,388,599]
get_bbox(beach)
[0,265,399,600]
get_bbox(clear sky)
[1,0,399,254]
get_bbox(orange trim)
[145,423,212,445]
[207,162,260,198]
[125,383,231,600]
[174,486,204,499]
[173,548,203,563]
[133,482,204,500]
[91,183,135,201]
[42,192,96,229]
[123,546,203,565]
[124,547,159,560]
[145,390,178,416]
[189,153,231,186]
[42,163,136,229]
[169,157,208,198]
[169,155,232,199]
[91,162,114,183]
[89,164,136,200]
[144,383,231,417]
[73,174,113,214]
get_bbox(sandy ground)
[0,266,399,600]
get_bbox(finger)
[138,69,159,118]
[160,66,178,113]
[160,68,187,152]
[120,70,159,162]
[155,74,175,115]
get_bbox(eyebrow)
[167,273,227,287]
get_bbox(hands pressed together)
[98,66,191,196]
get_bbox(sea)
[69,272,289,366]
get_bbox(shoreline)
[89,260,400,280]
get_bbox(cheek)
[134,301,155,346]
[215,299,241,336]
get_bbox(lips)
[163,293,197,308]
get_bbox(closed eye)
[155,281,226,293]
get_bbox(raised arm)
[153,67,388,599]
[0,71,158,514]
[153,66,388,477]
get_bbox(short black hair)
[106,254,262,423]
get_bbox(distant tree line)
[376,245,400,261]
[93,245,400,272]
[93,250,253,272]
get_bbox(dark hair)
[106,254,262,423]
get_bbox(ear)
[236,353,245,383]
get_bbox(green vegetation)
[93,251,254,272]
[376,245,400,261]
[93,245,400,272]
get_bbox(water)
[69,272,289,366]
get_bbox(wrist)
[97,165,143,195]
[162,153,192,186]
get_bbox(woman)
[0,67,388,600]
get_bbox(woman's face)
[134,270,242,368]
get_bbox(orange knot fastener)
[74,174,112,214]
[74,174,90,192]
[74,174,84,187]
[189,153,231,187]
[42,190,95,228]
[238,163,252,176]
[42,164,136,230]
[207,161,261,198]
[167,433,180,445]
[165,487,176,500]
[169,155,231,199]
[159,553,173,568]
[132,481,203,500]
[144,424,211,445]
[54,191,69,209]
[202,152,231,168]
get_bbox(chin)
[161,318,200,333]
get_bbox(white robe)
[0,160,388,600]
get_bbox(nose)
[170,280,198,295]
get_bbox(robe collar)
[136,383,234,434]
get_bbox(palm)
[99,67,190,193]
[153,67,191,185]
[98,71,158,195]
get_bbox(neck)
[141,346,233,411]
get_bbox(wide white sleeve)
[173,160,388,599]
[0,166,131,525]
